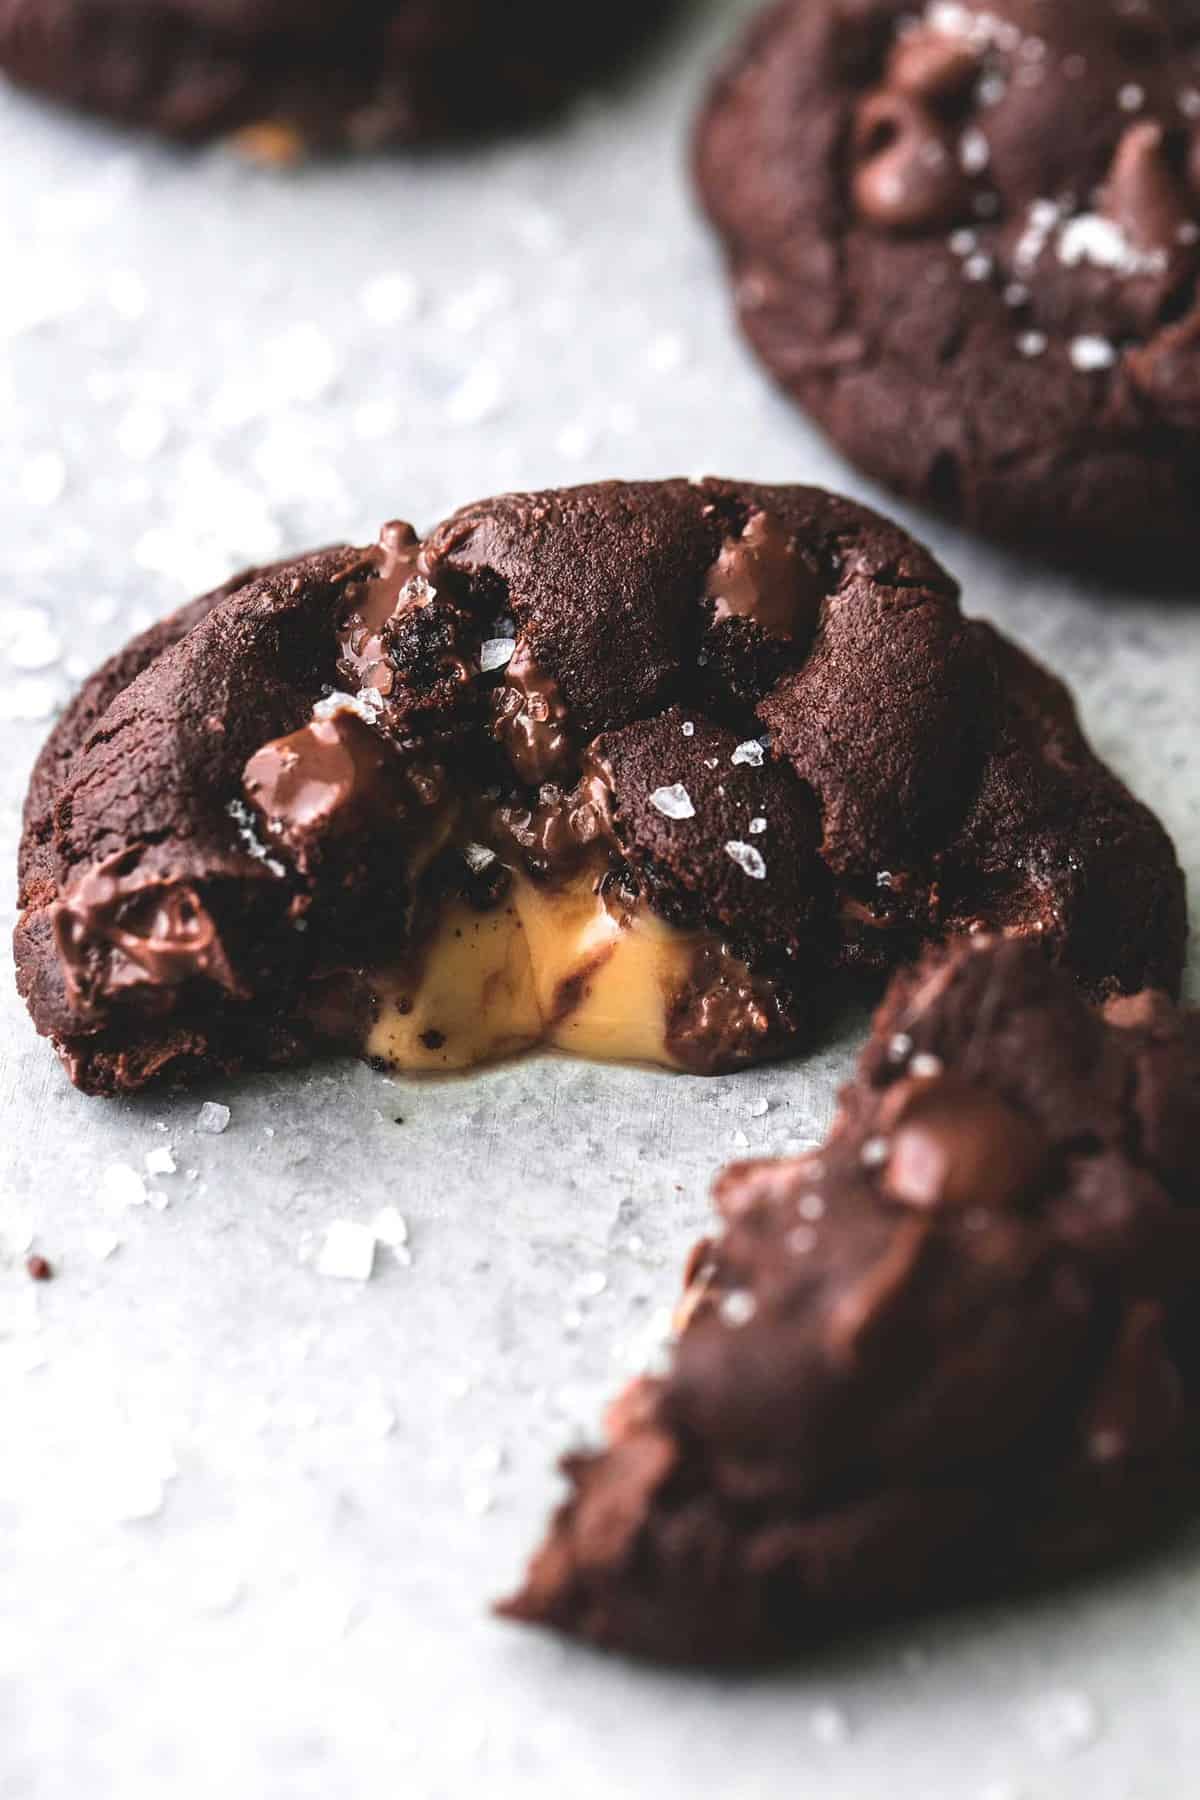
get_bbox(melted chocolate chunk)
[53,856,240,1024]
[503,937,1200,1663]
[704,508,824,642]
[491,637,577,786]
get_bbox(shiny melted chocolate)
[705,509,823,642]
[336,521,437,696]
[54,855,239,1020]
[491,636,576,785]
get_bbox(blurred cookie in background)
[696,1,1200,573]
[0,0,678,155]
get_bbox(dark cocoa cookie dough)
[15,479,1185,1096]
[696,1,1200,569]
[502,936,1200,1664]
[0,0,672,151]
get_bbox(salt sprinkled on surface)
[0,678,57,725]
[1025,1691,1100,1759]
[810,1704,851,1747]
[145,1146,177,1177]
[1118,83,1145,112]
[1058,213,1164,277]
[98,1163,147,1212]
[1070,335,1117,372]
[445,362,506,427]
[86,1229,121,1261]
[20,450,67,507]
[748,1097,769,1117]
[1014,198,1060,269]
[370,1206,409,1250]
[1017,331,1047,358]
[960,128,990,174]
[681,720,695,737]
[2,606,62,671]
[909,1053,944,1079]
[227,799,287,877]
[196,1101,231,1135]
[646,331,687,374]
[574,1271,608,1301]
[725,841,766,880]
[749,816,768,835]
[731,739,765,768]
[480,638,517,673]
[798,1193,826,1222]
[463,842,497,873]
[115,403,169,463]
[861,1136,889,1168]
[313,687,384,724]
[264,321,340,405]
[360,271,422,326]
[888,1032,914,1063]
[650,783,696,821]
[729,1130,750,1150]
[316,1220,377,1282]
[719,1289,757,1328]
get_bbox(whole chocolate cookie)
[0,0,671,150]
[502,936,1200,1663]
[696,1,1200,568]
[15,479,1185,1095]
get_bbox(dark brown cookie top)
[14,478,1185,1094]
[0,0,672,149]
[501,936,1200,1664]
[696,0,1200,566]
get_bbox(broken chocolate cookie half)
[502,936,1200,1663]
[15,479,1186,1095]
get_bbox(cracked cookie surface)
[15,478,1185,1095]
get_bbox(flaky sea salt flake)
[719,1289,757,1328]
[725,841,767,880]
[317,1220,377,1282]
[197,1101,232,1135]
[480,638,516,673]
[1070,335,1117,372]
[650,783,696,821]
[371,1205,409,1250]
[1026,1690,1099,1759]
[731,739,765,767]
[98,1163,147,1212]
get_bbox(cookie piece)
[696,1,1200,568]
[502,936,1200,1663]
[14,479,1185,1095]
[0,0,671,150]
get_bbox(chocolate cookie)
[502,936,1200,1663]
[0,0,671,150]
[696,1,1200,568]
[15,479,1185,1096]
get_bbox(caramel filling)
[367,861,724,1074]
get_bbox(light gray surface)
[1,4,1198,1796]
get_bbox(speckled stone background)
[0,4,1198,1797]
